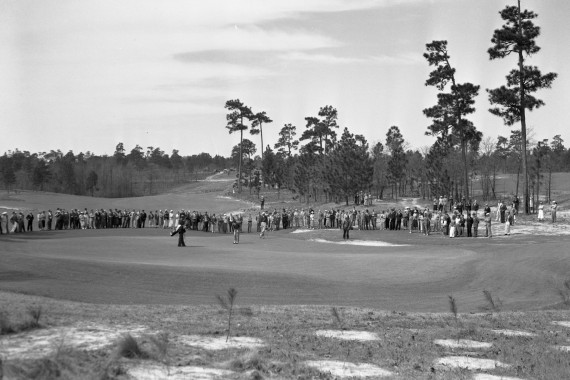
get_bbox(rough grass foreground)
[1,291,569,380]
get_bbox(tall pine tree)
[423,40,481,199]
[225,99,253,193]
[487,0,557,214]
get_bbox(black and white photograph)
[1,0,570,378]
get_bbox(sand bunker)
[490,329,536,337]
[128,363,234,380]
[315,330,379,341]
[305,360,393,378]
[309,238,407,247]
[434,339,493,349]
[291,229,315,233]
[472,374,525,380]
[552,321,570,328]
[176,335,265,350]
[435,356,510,370]
[1,322,147,360]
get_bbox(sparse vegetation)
[2,345,127,380]
[331,306,344,330]
[448,295,458,325]
[0,311,16,335]
[0,306,44,335]
[216,287,238,342]
[559,279,570,307]
[483,289,503,312]
[149,332,170,375]
[115,333,147,359]
[27,305,43,326]
[1,292,570,380]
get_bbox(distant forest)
[0,143,232,197]
[1,128,569,204]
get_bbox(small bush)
[149,332,169,361]
[0,312,16,335]
[115,334,147,359]
[27,305,43,327]
[217,287,238,342]
[230,351,266,372]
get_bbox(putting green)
[1,225,569,312]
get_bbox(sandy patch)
[305,360,393,378]
[473,374,526,380]
[434,339,492,349]
[554,345,570,352]
[215,196,240,201]
[128,363,234,380]
[435,356,510,370]
[176,335,265,350]
[291,229,313,233]
[553,321,570,328]
[1,322,147,360]
[490,329,536,337]
[309,238,407,247]
[315,330,379,341]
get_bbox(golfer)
[342,215,351,240]
[170,222,186,247]
[232,214,241,244]
[259,212,268,239]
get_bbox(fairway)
[2,224,570,312]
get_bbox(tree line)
[0,144,232,197]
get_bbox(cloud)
[172,26,339,56]
[280,51,422,65]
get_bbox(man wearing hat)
[170,221,187,247]
[483,203,491,216]
[484,212,492,238]
[551,201,557,223]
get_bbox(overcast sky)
[1,0,568,157]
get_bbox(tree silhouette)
[274,123,299,157]
[487,0,557,214]
[250,111,273,161]
[225,99,252,193]
[326,128,373,205]
[301,105,339,155]
[386,126,407,198]
[423,40,481,199]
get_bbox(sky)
[1,0,569,158]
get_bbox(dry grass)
[1,291,569,379]
[559,279,570,307]
[482,290,503,312]
[0,306,43,336]
[114,333,147,359]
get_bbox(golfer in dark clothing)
[170,223,186,247]
[342,215,351,240]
